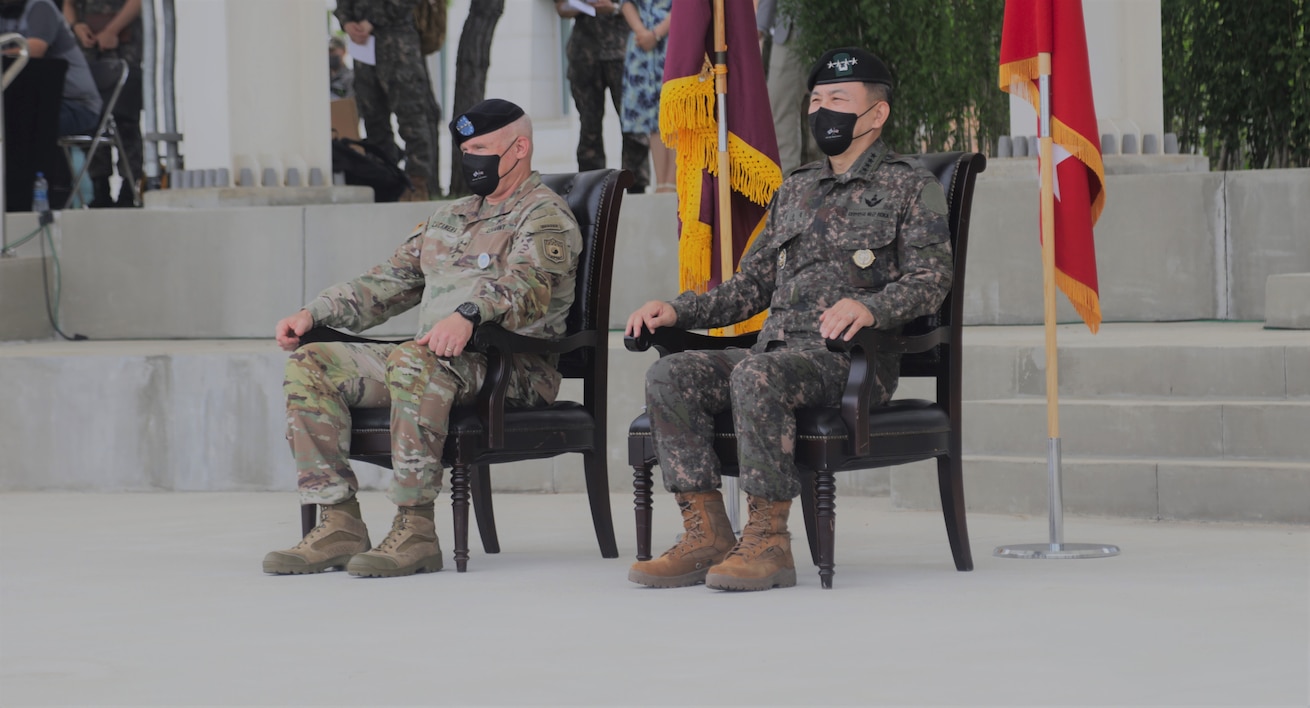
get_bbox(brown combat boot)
[397,174,429,202]
[346,504,443,578]
[628,490,737,588]
[705,495,796,591]
[263,498,371,574]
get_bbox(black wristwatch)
[456,302,482,326]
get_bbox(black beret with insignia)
[449,98,526,146]
[807,47,894,92]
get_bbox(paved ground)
[1,491,1306,707]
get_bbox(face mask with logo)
[808,102,878,157]
[461,140,520,197]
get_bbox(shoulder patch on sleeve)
[920,180,949,216]
[539,236,568,265]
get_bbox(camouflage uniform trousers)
[568,57,650,191]
[645,347,852,501]
[285,341,546,507]
[353,29,440,190]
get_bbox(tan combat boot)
[705,495,796,591]
[263,498,371,574]
[628,490,737,588]
[346,503,443,578]
[398,175,430,202]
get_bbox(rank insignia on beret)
[828,53,858,77]
[853,249,875,268]
[456,116,474,136]
[543,237,566,264]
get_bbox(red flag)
[660,0,781,332]
[1000,0,1105,333]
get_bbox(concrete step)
[1,322,1305,524]
[1266,273,1310,329]
[961,322,1308,401]
[892,455,1310,524]
[963,398,1310,462]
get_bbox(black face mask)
[808,103,878,157]
[329,55,343,71]
[461,141,519,197]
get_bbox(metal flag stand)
[994,52,1118,561]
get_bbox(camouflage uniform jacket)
[305,172,583,397]
[565,7,629,64]
[671,139,953,353]
[334,0,416,31]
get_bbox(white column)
[173,0,330,183]
[1009,0,1164,150]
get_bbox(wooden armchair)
[299,167,633,571]
[626,152,986,588]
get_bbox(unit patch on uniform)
[542,237,567,264]
[920,181,949,215]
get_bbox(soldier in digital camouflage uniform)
[264,99,582,578]
[626,48,954,592]
[334,0,441,200]
[555,0,650,193]
[63,0,142,207]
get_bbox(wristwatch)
[456,302,482,326]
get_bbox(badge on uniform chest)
[477,252,491,269]
[777,249,787,270]
[853,249,875,268]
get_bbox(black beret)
[449,98,525,145]
[807,47,894,92]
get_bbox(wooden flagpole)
[712,0,733,295]
[995,51,1117,560]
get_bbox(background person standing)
[555,0,649,194]
[335,0,441,201]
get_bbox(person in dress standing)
[619,0,673,192]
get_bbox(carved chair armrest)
[624,327,759,357]
[825,326,948,456]
[467,322,601,448]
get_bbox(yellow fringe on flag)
[1055,268,1101,334]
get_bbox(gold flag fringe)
[999,60,1106,224]
[661,70,783,299]
[1056,268,1102,334]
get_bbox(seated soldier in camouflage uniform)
[264,99,583,578]
[625,48,954,592]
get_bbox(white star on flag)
[1051,143,1072,202]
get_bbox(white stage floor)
[2,491,1306,706]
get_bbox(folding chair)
[58,58,138,208]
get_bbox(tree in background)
[780,0,1009,156]
[447,0,505,196]
[1163,0,1308,170]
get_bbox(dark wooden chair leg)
[300,503,317,537]
[937,455,973,571]
[582,451,619,558]
[450,464,471,572]
[815,469,837,589]
[469,464,501,554]
[799,471,820,566]
[633,464,654,561]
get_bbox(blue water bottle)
[32,172,50,214]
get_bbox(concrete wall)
[2,167,1306,340]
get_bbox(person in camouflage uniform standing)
[555,0,649,194]
[626,48,954,592]
[264,99,582,578]
[335,0,440,200]
[62,0,142,207]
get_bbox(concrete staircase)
[1,322,1304,524]
[892,322,1310,524]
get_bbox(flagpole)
[712,0,734,294]
[995,51,1118,561]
